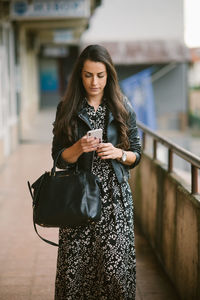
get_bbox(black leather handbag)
[28,150,101,246]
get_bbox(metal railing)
[137,121,200,195]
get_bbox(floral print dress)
[55,100,136,300]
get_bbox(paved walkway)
[0,108,179,299]
[0,143,179,300]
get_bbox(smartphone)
[87,128,102,141]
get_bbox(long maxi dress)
[54,99,136,300]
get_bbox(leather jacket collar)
[77,101,114,129]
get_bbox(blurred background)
[0,0,200,172]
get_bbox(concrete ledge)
[130,153,200,299]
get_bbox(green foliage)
[188,112,200,129]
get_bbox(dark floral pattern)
[55,100,136,300]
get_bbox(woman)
[52,44,141,300]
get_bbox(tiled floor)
[0,143,179,299]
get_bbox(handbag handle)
[51,148,66,176]
[51,148,79,176]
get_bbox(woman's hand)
[96,143,137,166]
[61,135,100,164]
[79,135,101,153]
[62,139,136,165]
[96,143,122,160]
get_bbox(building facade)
[0,0,101,166]
[82,0,190,131]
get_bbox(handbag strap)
[51,147,75,175]
[27,181,59,247]
[33,220,59,247]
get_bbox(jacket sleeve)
[124,97,142,169]
[51,102,76,170]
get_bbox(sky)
[184,0,200,47]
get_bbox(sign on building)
[53,29,74,44]
[10,0,90,19]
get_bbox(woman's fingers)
[96,143,116,159]
[80,135,100,153]
[80,138,118,158]
[97,143,113,152]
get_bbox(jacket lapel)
[107,110,114,125]
[77,107,92,129]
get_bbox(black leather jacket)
[52,98,141,183]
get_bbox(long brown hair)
[53,44,130,149]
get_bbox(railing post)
[168,149,173,172]
[153,140,157,159]
[142,132,146,150]
[191,165,198,194]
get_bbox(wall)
[130,153,200,299]
[19,26,40,140]
[153,63,188,130]
[82,0,184,42]
[189,61,200,88]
